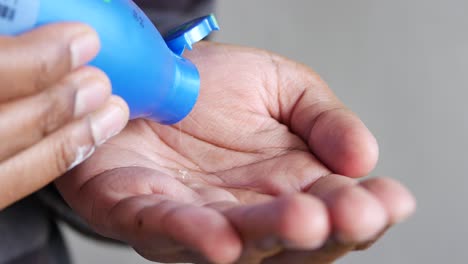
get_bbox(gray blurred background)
[62,0,468,263]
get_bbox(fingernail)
[90,101,127,146]
[70,31,100,68]
[74,77,110,117]
[67,145,96,171]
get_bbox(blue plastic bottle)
[0,0,219,124]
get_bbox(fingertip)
[208,243,242,264]
[200,218,242,263]
[169,207,242,264]
[89,96,129,146]
[330,186,388,243]
[108,95,130,121]
[361,178,416,224]
[335,118,379,178]
[69,27,101,68]
[202,231,242,264]
[310,109,379,178]
[71,67,112,118]
[277,194,330,250]
[111,95,130,133]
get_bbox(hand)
[0,24,129,209]
[57,42,415,264]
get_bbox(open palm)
[56,43,415,264]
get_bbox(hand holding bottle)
[0,23,128,210]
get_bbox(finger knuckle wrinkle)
[40,87,75,135]
[53,135,76,173]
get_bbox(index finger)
[0,22,100,101]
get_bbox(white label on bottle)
[0,0,40,35]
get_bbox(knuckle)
[33,52,65,92]
[52,133,77,173]
[38,82,76,136]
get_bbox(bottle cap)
[165,14,220,55]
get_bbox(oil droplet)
[178,169,189,180]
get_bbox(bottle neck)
[150,56,200,125]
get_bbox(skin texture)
[57,42,416,264]
[0,24,128,210]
